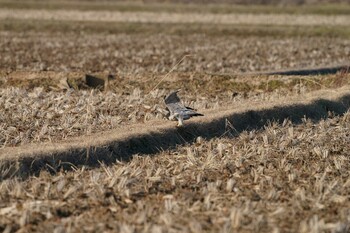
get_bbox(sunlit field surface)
[0,0,350,232]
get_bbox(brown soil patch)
[1,32,349,74]
[1,9,350,26]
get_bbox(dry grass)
[1,72,349,148]
[1,0,350,15]
[1,32,349,74]
[2,20,350,39]
[1,110,349,232]
[0,85,277,147]
[2,9,350,26]
[1,2,350,232]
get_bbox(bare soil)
[2,0,350,14]
[1,32,349,74]
[2,9,350,26]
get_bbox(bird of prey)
[164,90,203,127]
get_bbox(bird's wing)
[166,102,203,119]
[164,90,204,119]
[164,90,182,115]
[164,89,181,105]
[166,102,186,115]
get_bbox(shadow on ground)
[266,65,349,76]
[1,93,350,180]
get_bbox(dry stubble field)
[1,1,350,232]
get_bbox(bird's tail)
[191,113,204,117]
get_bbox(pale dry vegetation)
[1,111,350,232]
[1,1,350,232]
[2,72,349,148]
[2,9,350,26]
[0,83,282,147]
[1,0,350,14]
[1,32,349,74]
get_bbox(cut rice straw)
[148,54,192,94]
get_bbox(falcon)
[164,90,203,127]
